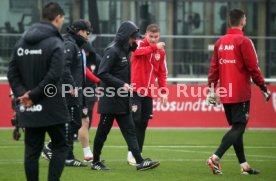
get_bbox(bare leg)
[78,116,93,161]
[78,117,90,148]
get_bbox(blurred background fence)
[1,34,276,79]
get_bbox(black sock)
[93,155,100,164]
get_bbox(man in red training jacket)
[206,9,271,175]
[127,24,168,165]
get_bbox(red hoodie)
[208,28,265,103]
[131,38,167,97]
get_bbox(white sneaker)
[127,151,137,166]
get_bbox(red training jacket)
[131,38,168,97]
[86,67,100,83]
[208,28,265,103]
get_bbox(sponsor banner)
[0,84,13,127]
[146,84,276,128]
[1,84,276,128]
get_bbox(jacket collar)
[227,28,244,36]
[63,33,76,43]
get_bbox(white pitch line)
[147,148,276,159]
[103,145,276,149]
[1,158,276,165]
[143,145,276,149]
[1,145,276,149]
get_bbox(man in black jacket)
[7,2,69,181]
[62,19,92,166]
[42,19,93,167]
[91,21,160,171]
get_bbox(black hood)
[114,21,140,52]
[23,21,62,44]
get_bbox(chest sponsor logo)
[17,47,42,56]
[273,93,276,112]
[219,58,236,64]
[19,104,43,112]
[122,57,127,63]
[219,45,223,51]
[224,45,234,50]
[155,53,161,61]
[218,45,234,51]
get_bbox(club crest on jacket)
[155,53,160,61]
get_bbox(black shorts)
[132,92,153,124]
[223,101,250,125]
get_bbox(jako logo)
[17,47,42,56]
[19,104,43,112]
[273,93,276,112]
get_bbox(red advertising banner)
[147,84,276,128]
[0,84,14,127]
[1,84,276,128]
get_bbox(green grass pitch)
[0,129,276,181]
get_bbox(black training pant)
[131,92,153,152]
[93,113,144,164]
[24,123,68,181]
[215,101,250,163]
[67,105,82,159]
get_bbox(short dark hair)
[42,2,65,21]
[229,9,245,27]
[146,24,160,33]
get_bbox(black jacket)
[97,21,139,114]
[62,33,85,106]
[7,22,69,128]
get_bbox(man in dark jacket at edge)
[42,19,93,167]
[7,2,69,181]
[91,21,160,171]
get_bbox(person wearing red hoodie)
[127,24,168,165]
[206,9,271,175]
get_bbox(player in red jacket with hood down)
[206,9,271,175]
[127,24,168,165]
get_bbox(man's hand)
[82,107,88,117]
[18,91,33,107]
[71,87,78,97]
[260,85,271,102]
[159,94,168,106]
[206,88,220,106]
[156,42,165,50]
[122,83,133,92]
